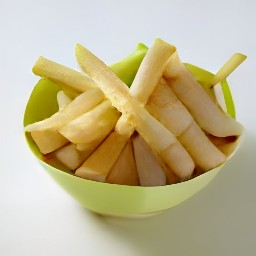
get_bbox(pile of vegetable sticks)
[25,39,245,186]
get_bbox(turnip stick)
[75,131,129,181]
[53,143,97,171]
[129,39,176,104]
[25,87,105,132]
[32,56,96,92]
[212,53,247,86]
[30,130,69,154]
[59,100,120,144]
[147,80,226,170]
[133,135,166,186]
[106,140,139,186]
[164,52,243,137]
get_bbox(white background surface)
[1,0,256,255]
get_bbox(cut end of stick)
[75,166,106,182]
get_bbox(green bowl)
[23,63,241,218]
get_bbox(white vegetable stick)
[106,140,139,186]
[147,80,226,171]
[30,130,69,154]
[133,135,166,186]
[33,56,96,92]
[129,38,176,104]
[59,100,120,144]
[117,39,176,134]
[147,80,193,136]
[25,87,104,132]
[164,52,243,137]
[212,53,247,86]
[178,122,226,170]
[53,143,97,171]
[75,131,129,181]
[29,91,72,155]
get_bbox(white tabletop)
[1,0,256,255]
